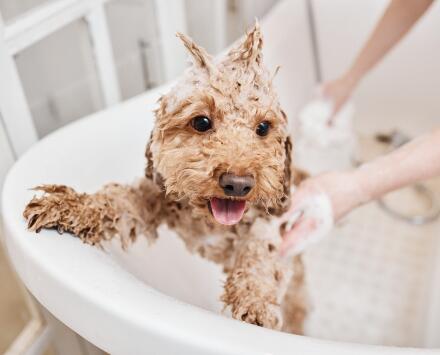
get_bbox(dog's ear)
[292,168,309,186]
[176,33,216,75]
[145,131,154,180]
[226,20,263,67]
[282,135,293,205]
[269,135,292,216]
[145,131,166,190]
[281,136,310,201]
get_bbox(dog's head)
[148,22,291,225]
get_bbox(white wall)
[313,0,440,135]
[185,0,227,55]
[225,0,279,46]
[261,0,316,129]
[0,0,47,22]
[106,0,162,96]
[0,122,15,192]
[184,0,281,57]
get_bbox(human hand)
[319,74,357,124]
[279,171,365,257]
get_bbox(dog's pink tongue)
[210,198,246,225]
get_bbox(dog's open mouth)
[209,197,246,225]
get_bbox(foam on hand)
[283,193,334,257]
[298,99,354,147]
[295,99,356,174]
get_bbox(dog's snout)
[219,173,255,197]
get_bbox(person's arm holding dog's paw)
[320,0,434,121]
[281,128,440,256]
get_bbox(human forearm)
[354,129,440,204]
[346,0,434,86]
[280,129,440,254]
[321,0,433,119]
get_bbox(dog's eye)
[191,116,212,132]
[256,121,270,136]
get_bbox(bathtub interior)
[104,175,440,349]
[103,228,226,315]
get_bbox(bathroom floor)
[0,229,30,353]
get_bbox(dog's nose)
[219,173,255,197]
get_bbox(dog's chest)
[163,199,277,266]
[163,200,236,265]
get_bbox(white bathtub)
[2,83,439,354]
[2,0,440,353]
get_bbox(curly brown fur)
[281,255,308,334]
[221,218,292,329]
[24,179,163,248]
[23,22,309,333]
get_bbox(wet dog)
[24,23,308,333]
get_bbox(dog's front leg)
[23,177,164,247]
[221,218,293,330]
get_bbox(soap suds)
[283,193,334,257]
[295,99,356,174]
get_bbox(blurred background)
[0,0,439,353]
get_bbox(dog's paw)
[23,185,104,245]
[24,185,76,232]
[234,302,282,330]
